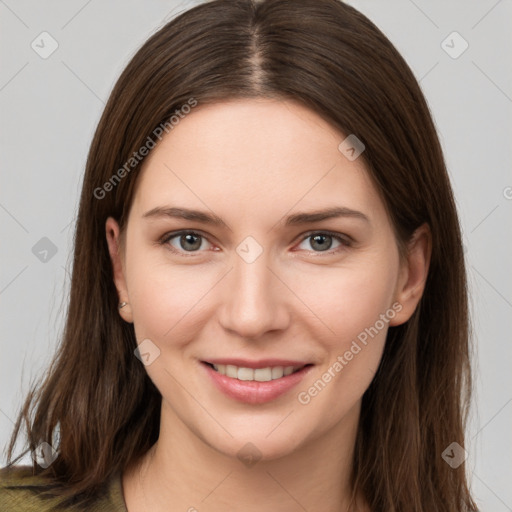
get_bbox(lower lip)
[201,362,313,404]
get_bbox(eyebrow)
[142,206,370,227]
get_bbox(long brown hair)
[3,0,478,510]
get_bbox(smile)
[207,363,305,381]
[200,359,314,404]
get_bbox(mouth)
[202,361,309,381]
[200,359,314,404]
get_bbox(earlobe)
[389,223,432,327]
[105,217,133,324]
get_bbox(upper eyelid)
[161,229,213,245]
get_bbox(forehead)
[130,98,387,227]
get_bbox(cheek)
[129,265,217,343]
[285,252,399,345]
[123,236,209,341]
[291,256,398,409]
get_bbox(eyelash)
[158,230,352,257]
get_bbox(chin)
[194,417,311,465]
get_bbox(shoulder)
[0,465,63,511]
[0,465,127,512]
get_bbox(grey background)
[1,0,511,509]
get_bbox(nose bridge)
[219,242,288,338]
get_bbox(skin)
[106,98,431,511]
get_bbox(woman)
[0,0,479,510]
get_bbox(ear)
[389,223,432,326]
[105,217,133,324]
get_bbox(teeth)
[210,363,302,381]
[271,366,283,379]
[238,367,254,381]
[226,364,237,378]
[254,368,272,381]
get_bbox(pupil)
[311,234,332,251]
[181,234,201,251]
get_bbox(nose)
[217,250,291,340]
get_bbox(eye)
[160,231,214,255]
[159,230,352,257]
[296,232,351,254]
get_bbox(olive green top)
[0,465,128,511]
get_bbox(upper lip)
[202,358,311,369]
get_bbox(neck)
[123,400,368,512]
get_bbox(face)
[106,98,428,461]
